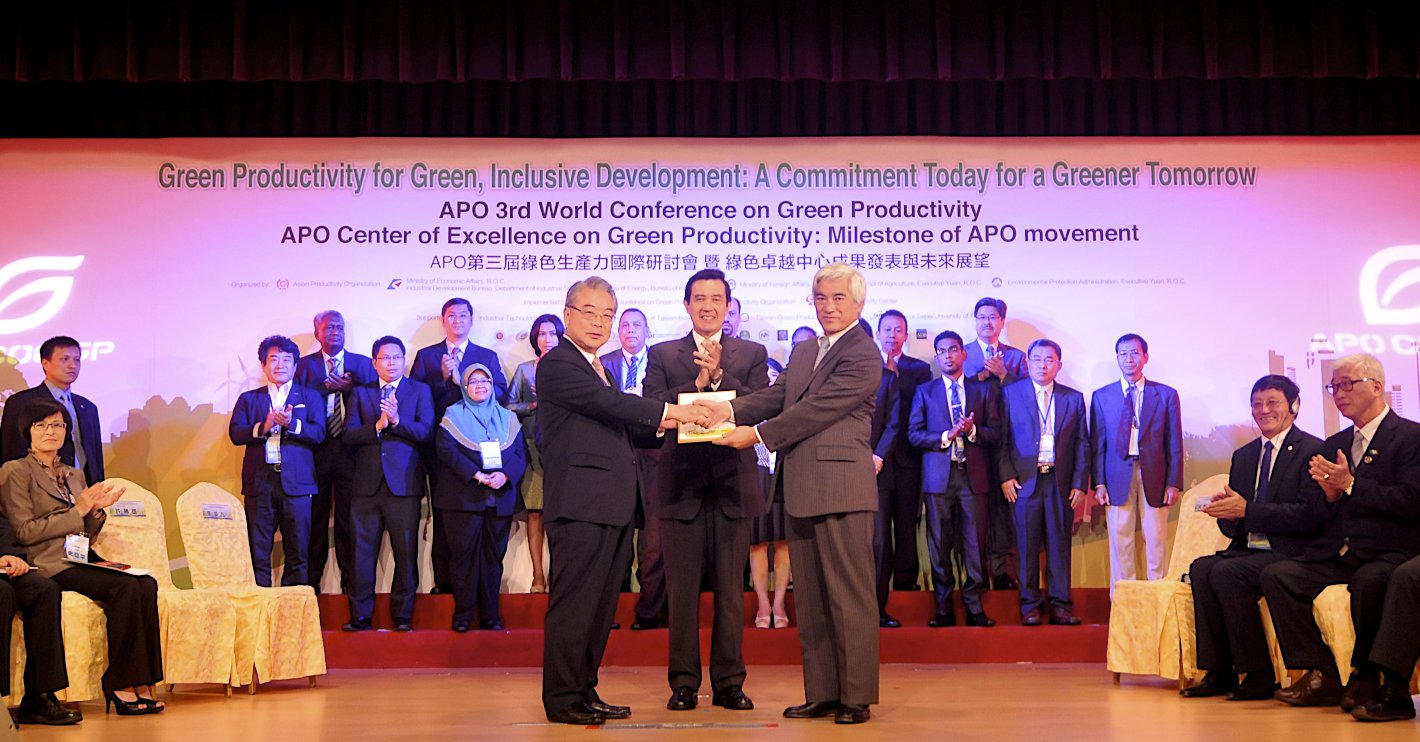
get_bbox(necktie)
[813,336,831,369]
[592,356,611,386]
[886,355,898,374]
[1256,441,1274,503]
[986,345,996,358]
[381,384,394,401]
[1127,383,1139,427]
[1351,430,1366,472]
[327,358,345,437]
[950,381,965,461]
[1119,383,1137,453]
[625,355,640,391]
[60,392,86,472]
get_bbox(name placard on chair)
[110,500,147,517]
[201,504,234,520]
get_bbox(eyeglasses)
[375,355,404,362]
[1325,378,1377,394]
[466,379,493,388]
[31,421,67,432]
[565,305,615,324]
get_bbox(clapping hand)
[1309,450,1353,502]
[982,354,1006,380]
[380,395,400,427]
[1202,486,1247,520]
[76,480,126,516]
[947,412,975,440]
[441,351,460,381]
[325,372,354,393]
[270,404,294,429]
[693,339,723,389]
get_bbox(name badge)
[1194,496,1214,512]
[64,533,90,563]
[480,441,504,470]
[1038,433,1056,464]
[1247,533,1273,550]
[265,429,283,465]
[1128,426,1140,456]
[202,504,234,520]
[110,500,147,518]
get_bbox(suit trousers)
[1105,461,1169,591]
[1190,550,1282,675]
[244,472,312,588]
[50,567,163,692]
[349,479,422,623]
[429,468,453,591]
[310,438,357,593]
[877,459,923,589]
[542,518,633,715]
[1260,552,1402,671]
[1360,554,1420,681]
[662,499,751,693]
[924,465,989,617]
[0,572,67,697]
[1014,475,1073,614]
[441,507,512,625]
[787,510,879,706]
[986,467,1017,578]
[632,453,667,622]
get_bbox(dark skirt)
[748,466,785,544]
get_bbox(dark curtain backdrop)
[4,0,1418,136]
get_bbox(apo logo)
[0,255,84,335]
[1360,245,1420,325]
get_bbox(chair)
[4,592,107,706]
[174,483,325,691]
[92,479,238,693]
[1269,583,1419,693]
[1107,474,1231,686]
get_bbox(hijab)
[440,363,520,452]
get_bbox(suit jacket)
[731,325,882,518]
[1217,426,1327,558]
[433,426,528,515]
[1298,410,1420,562]
[409,341,509,421]
[343,378,435,497]
[909,375,1002,495]
[962,341,1029,387]
[885,354,932,467]
[535,340,665,527]
[295,350,378,424]
[507,359,539,417]
[996,379,1090,496]
[642,333,770,520]
[227,383,326,496]
[600,349,645,394]
[1090,379,1185,507]
[0,456,105,576]
[870,370,899,462]
[0,383,105,486]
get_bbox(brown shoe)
[1048,607,1082,626]
[1274,669,1343,707]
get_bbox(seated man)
[1352,553,1420,721]
[0,514,77,725]
[1184,375,1326,700]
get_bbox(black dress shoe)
[392,622,413,632]
[342,619,372,632]
[479,619,504,630]
[1021,609,1043,626]
[1351,683,1418,722]
[429,585,448,595]
[835,704,871,724]
[1340,670,1378,712]
[1048,608,1082,626]
[712,686,754,710]
[928,613,956,628]
[879,614,901,628]
[586,699,631,719]
[610,621,621,629]
[1274,668,1343,707]
[1227,674,1279,701]
[16,693,82,725]
[893,583,921,591]
[992,574,1019,590]
[965,612,996,627]
[451,621,471,633]
[547,702,605,725]
[783,701,841,718]
[630,618,662,630]
[667,686,698,711]
[1180,671,1237,698]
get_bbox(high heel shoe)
[772,612,790,629]
[134,695,166,714]
[754,614,771,629]
[104,691,148,716]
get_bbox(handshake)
[660,398,734,430]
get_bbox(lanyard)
[1036,389,1055,434]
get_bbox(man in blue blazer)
[341,336,434,632]
[0,336,105,487]
[1090,333,1184,591]
[996,339,1090,626]
[408,297,508,593]
[228,335,327,587]
[875,310,933,593]
[909,330,1002,628]
[294,310,379,592]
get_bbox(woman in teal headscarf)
[434,363,527,632]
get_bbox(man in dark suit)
[697,263,882,725]
[867,345,900,628]
[0,515,77,725]
[409,297,507,593]
[1090,333,1184,590]
[997,339,1090,626]
[962,298,1028,590]
[294,310,378,593]
[602,307,665,630]
[537,276,700,725]
[875,310,933,592]
[228,335,326,587]
[643,269,769,712]
[909,330,1002,628]
[1183,375,1327,701]
[0,336,104,486]
[1262,353,1420,711]
[341,336,434,632]
[1355,553,1420,721]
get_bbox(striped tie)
[326,357,345,437]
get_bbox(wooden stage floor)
[15,664,1418,740]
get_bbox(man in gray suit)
[695,263,881,725]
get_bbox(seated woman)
[0,398,165,715]
[435,364,528,632]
